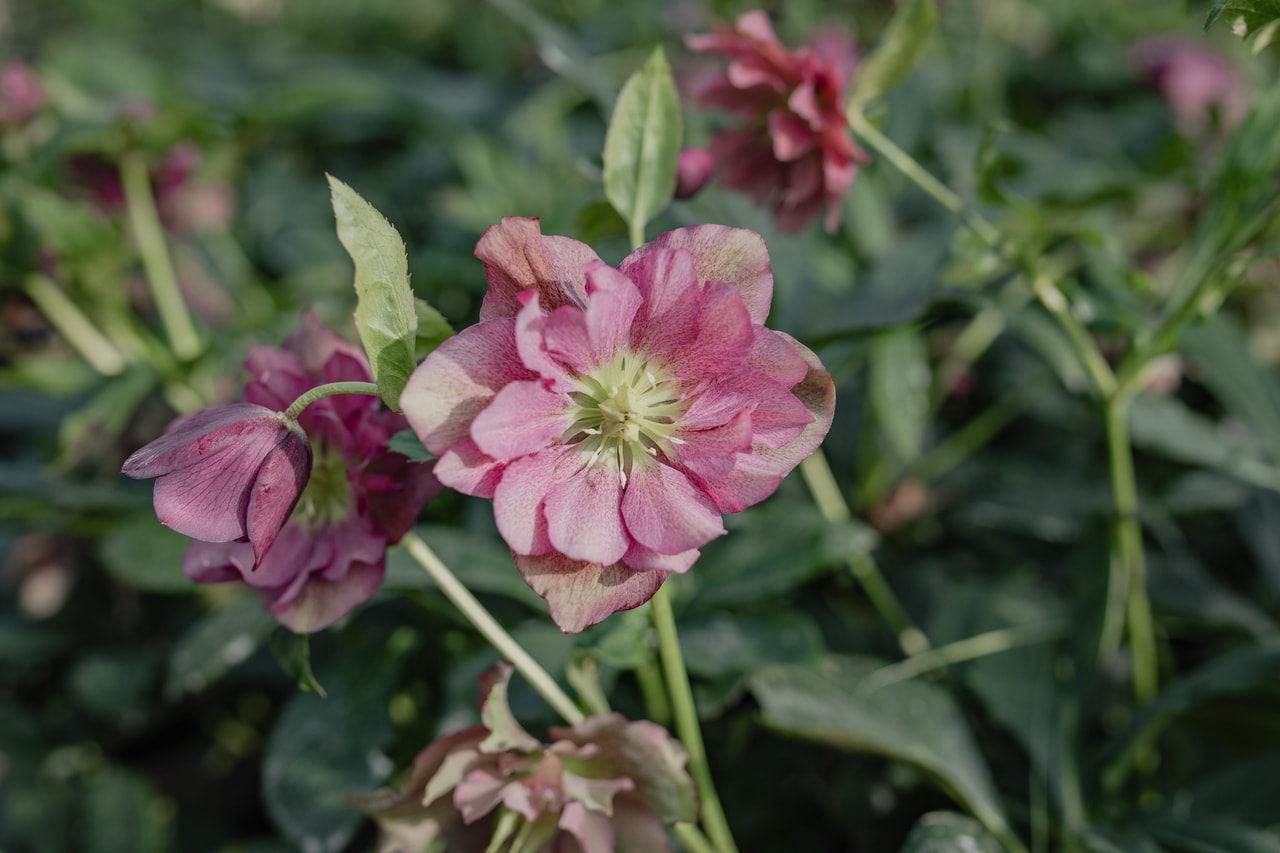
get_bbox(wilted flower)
[122,402,312,564]
[674,148,716,200]
[354,662,697,853]
[400,217,834,632]
[686,10,868,233]
[1132,37,1249,136]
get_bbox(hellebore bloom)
[1132,37,1248,137]
[354,662,697,853]
[400,217,835,632]
[122,402,312,565]
[686,11,869,233]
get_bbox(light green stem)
[24,274,129,376]
[800,452,931,656]
[650,585,739,853]
[401,532,584,724]
[674,823,719,853]
[284,381,381,421]
[120,152,201,361]
[1105,397,1157,702]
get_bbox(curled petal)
[628,226,774,325]
[475,217,600,321]
[621,463,726,555]
[515,552,671,633]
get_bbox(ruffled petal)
[631,225,774,325]
[544,462,629,566]
[515,553,671,633]
[673,409,754,483]
[493,449,575,556]
[622,542,699,573]
[475,217,599,321]
[433,438,507,499]
[665,279,755,381]
[754,332,836,474]
[621,463,725,555]
[618,247,702,356]
[470,380,573,461]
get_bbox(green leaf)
[269,630,326,696]
[848,0,938,112]
[99,516,199,594]
[164,596,277,701]
[328,175,417,411]
[1205,0,1280,49]
[82,767,170,853]
[602,46,681,246]
[898,812,1003,853]
[1131,395,1280,492]
[262,650,403,853]
[1102,638,1280,792]
[1144,814,1280,853]
[413,297,454,360]
[384,429,436,463]
[750,654,1012,842]
[680,612,825,678]
[870,326,931,463]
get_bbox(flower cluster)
[687,10,868,233]
[400,218,834,631]
[123,313,439,632]
[354,662,697,853]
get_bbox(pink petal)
[559,802,614,853]
[633,226,774,325]
[244,347,309,411]
[621,463,726,555]
[183,539,252,583]
[623,542,699,573]
[470,380,572,461]
[754,332,836,475]
[583,262,643,365]
[665,280,754,381]
[514,553,671,633]
[245,431,312,564]
[746,327,810,385]
[674,410,754,483]
[544,463,629,566]
[433,438,506,499]
[710,367,815,448]
[542,304,594,374]
[400,318,533,455]
[690,450,788,514]
[493,448,576,556]
[679,382,756,431]
[618,247,702,356]
[514,290,575,388]
[475,217,599,321]
[612,798,675,853]
[268,555,385,634]
[121,402,276,478]
[770,108,817,161]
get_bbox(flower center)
[563,350,688,485]
[292,442,354,529]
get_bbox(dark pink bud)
[122,402,312,565]
[674,147,716,199]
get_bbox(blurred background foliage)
[4,0,1280,851]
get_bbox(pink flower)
[686,10,869,233]
[122,402,312,565]
[353,662,697,853]
[400,218,835,632]
[0,62,43,126]
[674,148,716,200]
[1132,37,1249,137]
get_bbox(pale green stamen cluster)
[294,442,355,529]
[563,350,689,487]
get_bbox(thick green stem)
[400,532,584,725]
[24,274,129,376]
[1105,397,1158,702]
[284,381,381,421]
[120,152,201,361]
[800,452,931,656]
[650,585,739,853]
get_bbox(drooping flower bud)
[674,147,715,199]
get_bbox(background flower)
[182,312,440,632]
[353,662,697,853]
[686,10,868,233]
[401,218,834,631]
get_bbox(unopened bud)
[674,147,715,200]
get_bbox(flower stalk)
[650,584,740,853]
[283,380,381,421]
[120,151,201,361]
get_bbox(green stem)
[650,585,739,853]
[1105,397,1157,702]
[120,152,201,361]
[1030,274,1116,398]
[24,274,129,376]
[284,381,381,421]
[400,532,584,725]
[674,823,719,853]
[800,453,931,656]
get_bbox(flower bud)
[674,147,715,199]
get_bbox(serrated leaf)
[848,0,938,112]
[602,46,681,245]
[385,429,436,463]
[750,654,1012,842]
[898,812,1003,853]
[413,298,454,360]
[328,175,417,411]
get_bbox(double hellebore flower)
[354,662,697,853]
[687,10,869,233]
[401,218,834,632]
[125,313,439,632]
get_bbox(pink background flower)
[401,218,834,631]
[687,10,868,232]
